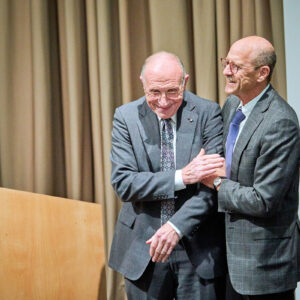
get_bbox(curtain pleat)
[57,0,94,202]
[193,0,218,100]
[149,0,195,92]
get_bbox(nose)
[158,93,168,107]
[223,63,232,76]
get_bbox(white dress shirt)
[158,114,185,237]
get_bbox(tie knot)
[161,118,173,131]
[231,108,245,125]
[162,118,172,124]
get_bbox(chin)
[225,85,237,95]
[157,113,171,119]
[156,110,173,119]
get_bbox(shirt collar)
[157,113,177,125]
[238,84,270,117]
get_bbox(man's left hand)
[146,222,180,263]
[201,164,226,190]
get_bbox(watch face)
[213,177,222,187]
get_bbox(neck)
[239,83,268,105]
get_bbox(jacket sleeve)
[169,103,224,237]
[111,107,175,202]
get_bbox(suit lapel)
[137,100,161,171]
[176,97,198,169]
[136,95,198,171]
[230,87,274,180]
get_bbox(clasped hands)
[146,149,225,263]
[181,148,225,185]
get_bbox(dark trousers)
[226,274,295,300]
[125,241,226,300]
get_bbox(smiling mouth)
[226,78,236,83]
[155,105,171,110]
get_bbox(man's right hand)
[181,148,224,185]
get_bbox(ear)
[140,76,144,85]
[183,74,189,89]
[257,66,270,83]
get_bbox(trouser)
[125,241,226,300]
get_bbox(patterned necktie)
[225,108,245,178]
[160,118,175,225]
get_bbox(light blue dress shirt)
[234,84,270,149]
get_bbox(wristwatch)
[213,177,224,190]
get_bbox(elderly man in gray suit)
[109,52,227,299]
[202,36,300,299]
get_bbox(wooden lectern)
[0,188,106,300]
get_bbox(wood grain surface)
[0,188,105,300]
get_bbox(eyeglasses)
[220,58,260,74]
[145,87,183,100]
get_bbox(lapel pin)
[188,118,193,122]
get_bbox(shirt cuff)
[175,169,186,191]
[167,221,183,238]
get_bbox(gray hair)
[140,51,186,86]
[253,50,277,82]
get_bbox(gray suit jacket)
[219,86,300,295]
[109,91,227,281]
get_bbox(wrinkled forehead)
[143,60,183,86]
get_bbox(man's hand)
[202,164,226,190]
[182,148,225,185]
[146,223,179,263]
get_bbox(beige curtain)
[0,0,286,299]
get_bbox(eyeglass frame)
[145,84,185,101]
[220,58,262,74]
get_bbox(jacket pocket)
[118,209,136,228]
[252,223,296,240]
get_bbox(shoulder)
[266,88,298,123]
[222,95,239,112]
[184,90,220,111]
[116,96,145,113]
[221,95,239,121]
[114,96,146,119]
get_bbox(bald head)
[231,36,274,55]
[231,36,276,82]
[140,51,186,86]
[140,51,189,119]
[223,36,276,103]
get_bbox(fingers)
[153,237,177,263]
[156,247,170,263]
[201,177,215,189]
[201,168,217,178]
[153,244,175,263]
[203,161,224,170]
[146,224,179,263]
[149,235,159,258]
[195,153,222,161]
[161,244,175,263]
[200,156,225,165]
[151,236,164,262]
[146,237,153,244]
[197,148,205,157]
